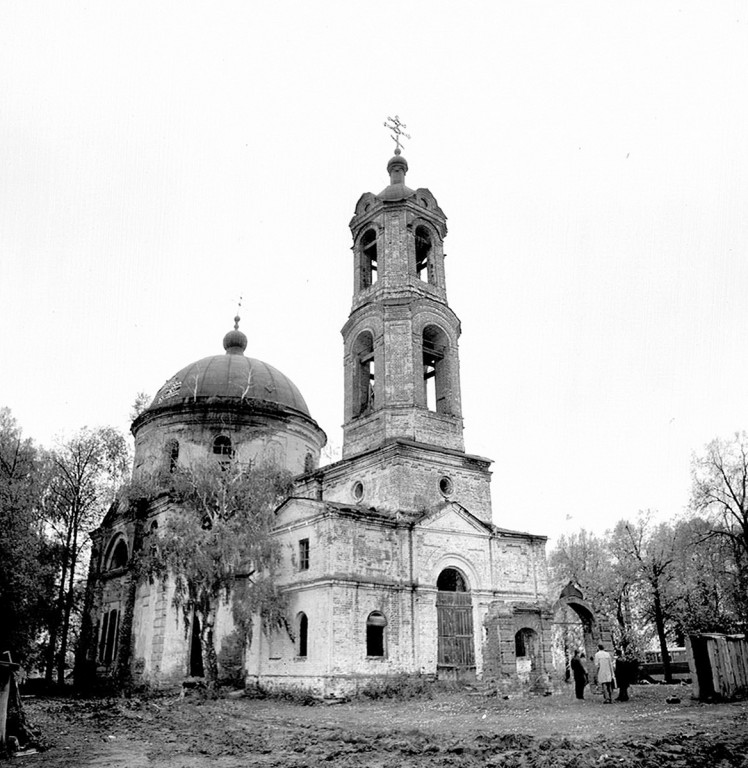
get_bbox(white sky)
[2,1,747,544]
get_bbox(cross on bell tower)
[341,135,465,459]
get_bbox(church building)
[83,143,554,696]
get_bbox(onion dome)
[377,148,415,201]
[146,318,311,417]
[223,315,248,354]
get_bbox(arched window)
[422,325,451,414]
[352,331,375,417]
[360,229,377,289]
[515,628,538,659]
[304,451,315,473]
[437,567,468,592]
[366,611,387,657]
[104,535,128,571]
[415,225,433,283]
[165,439,179,473]
[297,612,308,658]
[212,435,233,464]
[265,440,284,467]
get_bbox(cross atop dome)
[383,114,411,154]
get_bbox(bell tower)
[341,144,465,459]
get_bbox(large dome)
[147,323,310,417]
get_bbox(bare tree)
[691,433,748,613]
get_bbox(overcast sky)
[2,1,747,544]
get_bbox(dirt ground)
[9,683,748,767]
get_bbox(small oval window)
[353,481,364,501]
[439,476,454,497]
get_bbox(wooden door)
[437,591,475,673]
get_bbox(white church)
[82,141,555,697]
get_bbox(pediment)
[415,501,492,536]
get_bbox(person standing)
[594,643,616,703]
[615,649,633,701]
[570,649,588,700]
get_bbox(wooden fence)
[686,633,748,701]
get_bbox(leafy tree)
[612,514,679,682]
[691,432,748,626]
[129,392,151,422]
[0,408,56,666]
[548,529,639,652]
[134,459,293,691]
[670,516,744,634]
[43,427,130,684]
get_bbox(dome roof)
[147,323,311,417]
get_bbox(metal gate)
[436,591,475,675]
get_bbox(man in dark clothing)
[570,649,588,700]
[615,650,634,701]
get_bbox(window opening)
[299,538,310,571]
[99,608,119,665]
[437,567,468,592]
[415,225,433,283]
[304,452,315,473]
[352,332,375,417]
[514,628,538,659]
[439,476,454,497]
[212,435,233,466]
[366,612,387,657]
[109,539,128,569]
[98,613,108,662]
[166,439,179,473]
[298,613,308,658]
[190,614,205,676]
[361,229,378,288]
[423,326,449,413]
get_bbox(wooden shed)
[686,633,748,701]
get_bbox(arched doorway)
[436,567,475,679]
[552,582,609,682]
[514,627,539,682]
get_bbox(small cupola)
[223,315,248,355]
[378,149,415,201]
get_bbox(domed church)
[82,144,553,696]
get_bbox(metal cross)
[384,115,411,152]
[234,295,243,329]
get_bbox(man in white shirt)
[594,643,616,703]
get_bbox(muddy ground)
[8,683,748,767]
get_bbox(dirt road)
[12,684,748,767]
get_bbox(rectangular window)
[299,538,310,571]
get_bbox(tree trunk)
[652,586,672,683]
[57,522,79,686]
[45,543,70,686]
[200,605,219,695]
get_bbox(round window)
[353,481,364,501]
[439,476,454,497]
